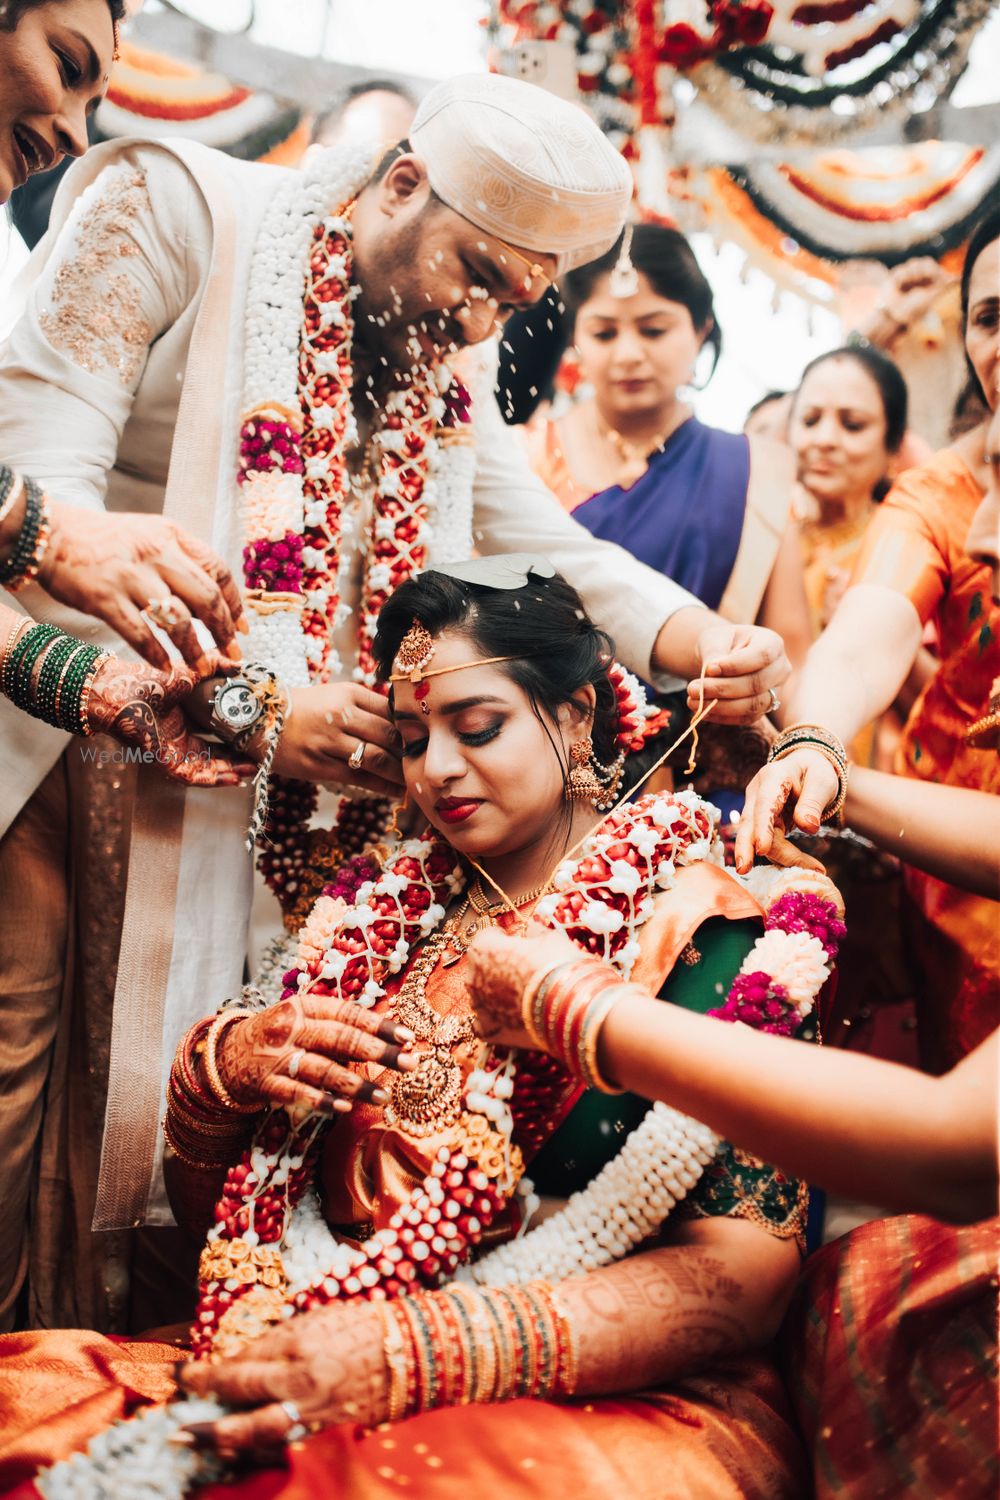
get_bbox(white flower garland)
[465,1103,719,1288]
[238,144,474,693]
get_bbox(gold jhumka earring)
[565,738,625,812]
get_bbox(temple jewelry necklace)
[385,915,478,1135]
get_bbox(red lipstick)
[435,797,482,825]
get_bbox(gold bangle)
[522,960,575,1049]
[550,1285,579,1396]
[200,1009,260,1113]
[577,987,625,1094]
[0,470,24,530]
[769,721,847,767]
[161,1112,239,1171]
[378,1302,412,1423]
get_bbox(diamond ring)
[347,741,366,770]
[286,1050,303,1080]
[767,687,780,715]
[143,595,186,631]
[281,1400,309,1444]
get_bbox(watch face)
[216,681,262,731]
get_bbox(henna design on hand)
[465,926,579,1048]
[216,994,416,1114]
[86,657,253,787]
[564,1246,760,1396]
[177,1301,389,1457]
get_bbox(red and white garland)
[192,789,844,1359]
[34,791,844,1496]
[235,146,476,915]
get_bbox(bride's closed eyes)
[399,716,505,758]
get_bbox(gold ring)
[348,741,366,771]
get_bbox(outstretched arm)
[843,767,1000,899]
[465,928,999,1225]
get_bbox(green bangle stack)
[1,621,107,735]
[767,721,849,823]
[2,621,59,701]
[0,476,49,590]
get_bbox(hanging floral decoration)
[492,2,638,144]
[95,39,309,165]
[234,146,476,926]
[698,0,995,145]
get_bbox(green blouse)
[528,915,808,1250]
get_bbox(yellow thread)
[469,697,716,923]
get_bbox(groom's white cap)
[410,72,632,275]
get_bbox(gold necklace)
[385,918,475,1137]
[460,877,550,939]
[596,412,678,488]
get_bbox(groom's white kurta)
[0,140,698,1225]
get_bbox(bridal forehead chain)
[390,621,519,716]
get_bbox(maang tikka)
[609,225,639,300]
[389,618,521,716]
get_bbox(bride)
[12,559,842,1499]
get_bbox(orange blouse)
[851,448,1000,1069]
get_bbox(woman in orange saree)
[1,562,822,1499]
[738,207,1000,1073]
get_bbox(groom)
[0,72,788,1329]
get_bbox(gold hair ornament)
[389,619,520,716]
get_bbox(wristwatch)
[209,669,268,745]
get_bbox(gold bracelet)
[200,1009,261,1113]
[0,614,32,667]
[0,470,24,530]
[577,987,625,1094]
[550,1285,579,1397]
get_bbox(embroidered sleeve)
[0,146,206,511]
[679,1140,809,1254]
[36,160,162,386]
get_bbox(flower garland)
[699,0,993,146]
[234,145,475,918]
[190,790,844,1360]
[36,794,844,1494]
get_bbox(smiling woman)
[0,0,121,204]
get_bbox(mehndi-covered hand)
[175,1301,388,1460]
[734,746,840,874]
[268,682,404,796]
[86,655,256,787]
[687,621,790,725]
[38,507,247,671]
[216,985,419,1115]
[465,924,580,1049]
